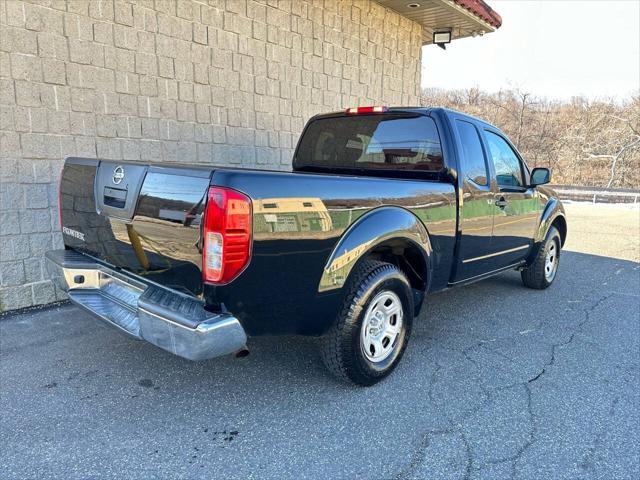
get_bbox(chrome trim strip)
[462,244,530,264]
[45,249,247,361]
[69,290,142,339]
[138,307,247,361]
[138,306,238,333]
[449,261,525,286]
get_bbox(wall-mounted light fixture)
[433,30,452,50]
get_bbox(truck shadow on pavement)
[1,251,638,479]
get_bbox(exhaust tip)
[235,347,250,358]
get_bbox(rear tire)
[521,227,561,289]
[320,260,414,386]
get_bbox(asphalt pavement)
[1,202,639,479]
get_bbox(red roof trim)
[453,0,502,28]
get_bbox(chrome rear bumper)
[45,249,247,361]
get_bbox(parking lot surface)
[1,202,639,479]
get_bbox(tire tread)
[320,260,386,382]
[320,260,409,385]
[521,227,560,289]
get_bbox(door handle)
[495,197,508,208]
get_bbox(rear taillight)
[57,171,63,229]
[202,186,252,284]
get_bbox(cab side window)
[456,120,488,186]
[484,131,524,187]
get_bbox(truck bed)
[59,158,457,335]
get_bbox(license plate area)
[94,161,147,220]
[103,187,127,209]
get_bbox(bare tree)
[421,88,640,189]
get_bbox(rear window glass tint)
[294,114,444,173]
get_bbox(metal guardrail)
[549,185,640,204]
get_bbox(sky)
[421,0,640,100]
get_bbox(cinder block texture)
[0,0,422,311]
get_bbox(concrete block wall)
[0,0,423,311]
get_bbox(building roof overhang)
[374,0,502,45]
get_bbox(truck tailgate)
[60,158,213,296]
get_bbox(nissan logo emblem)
[113,165,125,185]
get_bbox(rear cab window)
[294,113,444,177]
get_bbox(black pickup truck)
[46,106,566,385]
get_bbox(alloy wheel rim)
[360,291,403,363]
[545,241,558,280]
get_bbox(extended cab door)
[451,118,497,281]
[482,130,540,268]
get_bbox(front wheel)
[521,226,562,289]
[320,260,414,386]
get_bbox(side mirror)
[530,167,551,187]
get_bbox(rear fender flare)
[318,207,432,293]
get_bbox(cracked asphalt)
[1,202,639,479]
